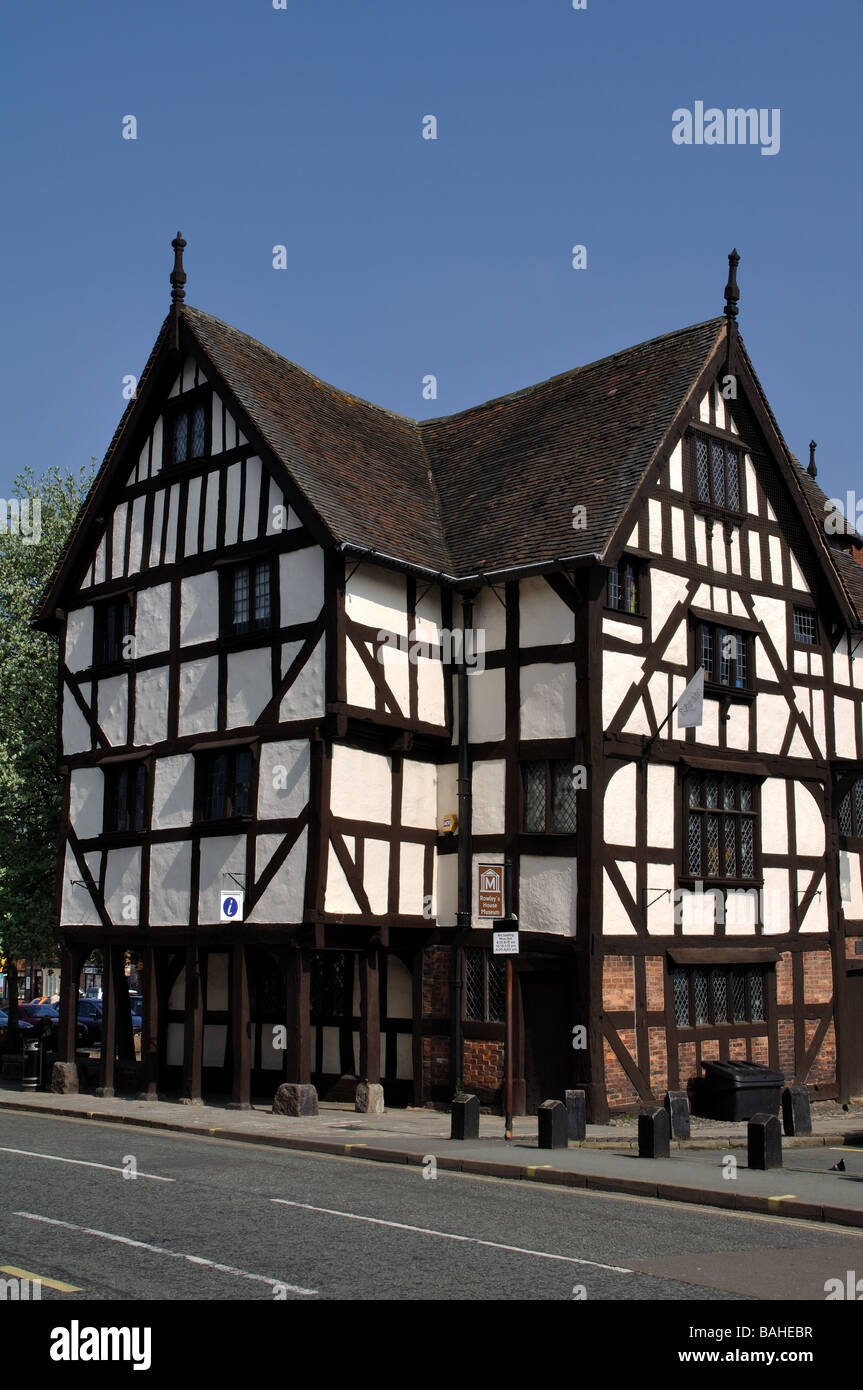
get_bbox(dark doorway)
[520,970,573,1114]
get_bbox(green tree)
[0,462,94,1034]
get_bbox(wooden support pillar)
[285,948,311,1083]
[138,945,159,1099]
[182,944,204,1103]
[230,943,251,1109]
[57,944,84,1062]
[98,945,117,1096]
[114,950,136,1063]
[359,948,381,1084]
[411,947,425,1107]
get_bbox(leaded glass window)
[673,963,768,1028]
[793,608,816,645]
[521,760,578,835]
[105,762,147,833]
[199,747,254,820]
[464,949,505,1023]
[693,432,743,512]
[607,558,640,614]
[838,775,863,837]
[229,559,275,635]
[698,623,751,691]
[171,400,208,464]
[687,774,758,881]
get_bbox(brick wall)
[602,956,635,1010]
[422,946,451,1018]
[463,1039,503,1100]
[803,950,833,1004]
[603,1028,640,1107]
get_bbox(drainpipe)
[453,589,477,1096]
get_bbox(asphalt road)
[1,1110,862,1302]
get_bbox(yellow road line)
[0,1264,81,1292]
[766,1195,797,1209]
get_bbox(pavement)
[3,1082,863,1232]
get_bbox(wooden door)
[520,972,572,1115]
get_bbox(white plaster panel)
[788,551,808,591]
[469,668,506,742]
[248,828,307,924]
[198,835,245,924]
[134,666,169,746]
[346,637,376,708]
[834,697,857,759]
[668,440,683,492]
[401,759,436,828]
[152,754,195,830]
[680,886,719,935]
[435,852,457,926]
[211,394,223,455]
[415,586,442,644]
[128,495,145,574]
[180,572,219,647]
[747,531,762,581]
[698,391,710,422]
[745,456,759,515]
[761,867,790,934]
[178,657,218,736]
[135,583,171,659]
[104,847,141,924]
[68,768,103,839]
[519,577,574,646]
[325,842,360,914]
[437,763,457,825]
[166,1022,183,1065]
[650,569,688,648]
[697,697,719,747]
[224,463,241,546]
[768,536,783,586]
[60,847,100,925]
[728,528,742,576]
[243,457,262,542]
[418,657,446,725]
[257,740,310,820]
[603,618,642,644]
[471,585,507,651]
[710,527,727,574]
[380,642,409,716]
[164,480,179,561]
[794,782,824,855]
[725,888,759,934]
[227,647,272,727]
[398,842,426,916]
[149,841,192,925]
[472,759,505,835]
[331,745,391,823]
[65,607,93,673]
[798,869,828,933]
[713,385,726,432]
[724,701,750,750]
[693,516,707,567]
[279,637,325,720]
[265,475,285,536]
[98,675,128,746]
[603,652,644,729]
[757,694,789,755]
[184,475,201,558]
[148,492,164,569]
[518,855,577,936]
[646,862,675,934]
[810,653,823,678]
[647,764,675,848]
[203,471,219,550]
[280,547,325,627]
[751,595,787,667]
[604,763,636,846]
[345,563,407,636]
[520,663,575,740]
[603,865,637,935]
[670,506,686,559]
[648,497,662,553]
[94,536,106,586]
[112,503,127,579]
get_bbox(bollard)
[782,1084,811,1137]
[538,1099,568,1150]
[565,1089,587,1142]
[748,1112,782,1169]
[450,1093,480,1140]
[664,1090,690,1140]
[272,1083,319,1117]
[21,1038,40,1092]
[638,1106,670,1158]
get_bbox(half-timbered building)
[35,240,863,1118]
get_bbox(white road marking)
[0,1145,174,1181]
[272,1199,633,1273]
[14,1212,318,1296]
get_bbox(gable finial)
[724,248,740,321]
[808,440,817,477]
[170,232,186,350]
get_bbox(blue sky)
[1,0,860,512]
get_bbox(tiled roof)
[790,456,863,624]
[188,307,726,577]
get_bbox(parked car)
[0,1009,35,1031]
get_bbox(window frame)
[792,605,818,648]
[671,962,769,1029]
[690,428,745,516]
[163,386,211,469]
[606,555,644,618]
[682,770,761,889]
[219,555,279,639]
[194,745,256,823]
[463,947,506,1024]
[695,619,754,698]
[103,760,148,835]
[519,758,578,836]
[837,769,863,841]
[92,594,135,667]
